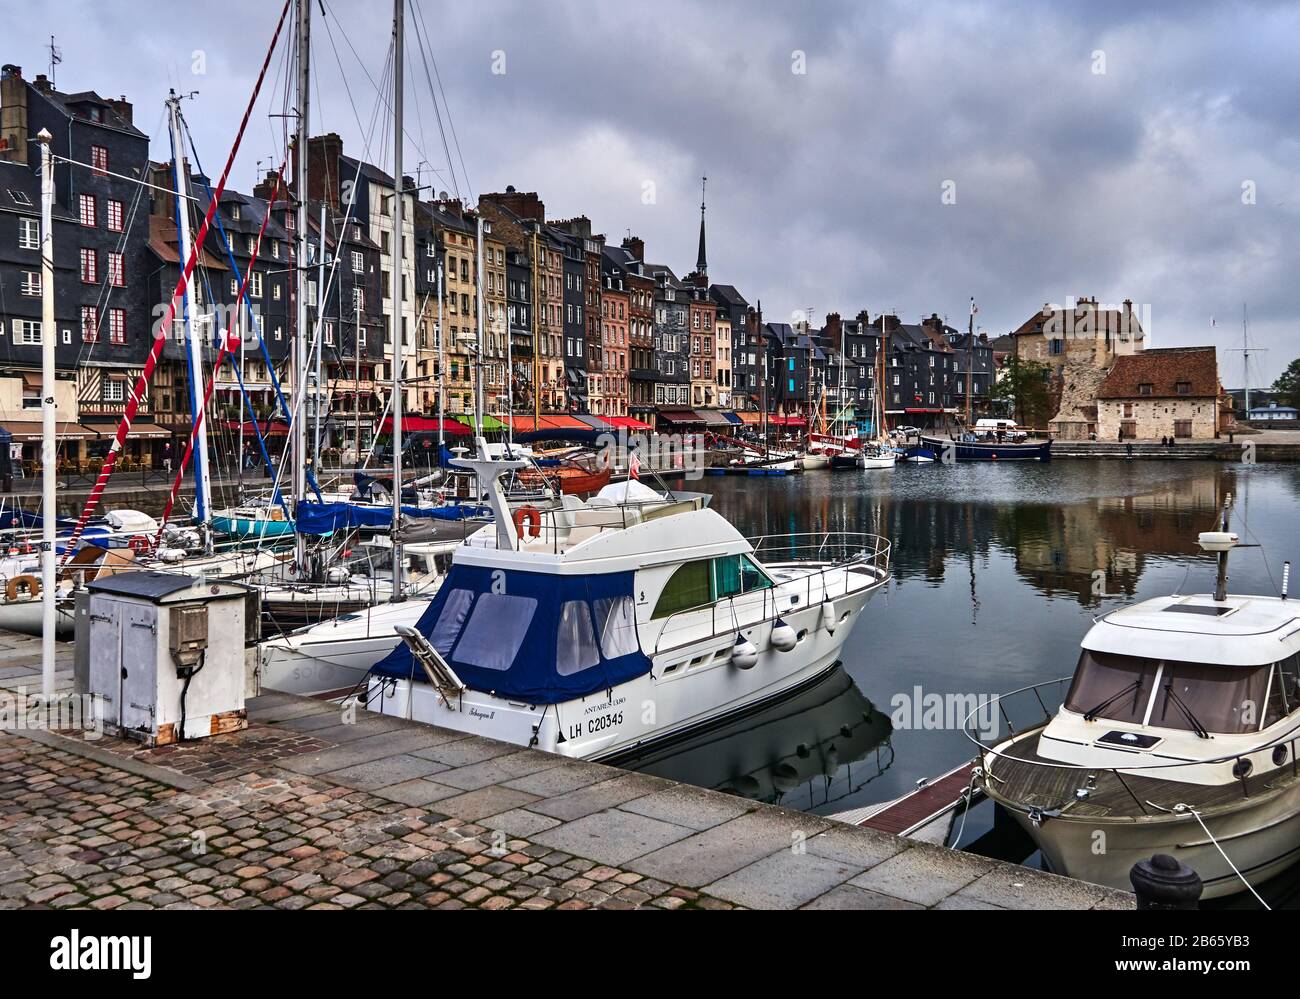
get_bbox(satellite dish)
[438,190,449,200]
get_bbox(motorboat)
[921,429,1052,462]
[978,504,1300,900]
[363,440,891,761]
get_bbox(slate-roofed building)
[0,65,154,464]
[1095,345,1226,440]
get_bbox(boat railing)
[653,532,891,656]
[964,677,1300,807]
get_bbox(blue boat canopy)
[295,501,489,535]
[373,564,651,703]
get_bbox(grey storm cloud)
[6,0,1297,381]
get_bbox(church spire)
[695,175,708,279]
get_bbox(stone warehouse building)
[1095,346,1228,441]
[1012,296,1145,439]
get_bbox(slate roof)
[1096,347,1220,399]
[34,86,147,140]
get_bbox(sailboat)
[857,331,896,469]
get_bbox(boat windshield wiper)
[1082,679,1143,722]
[1161,683,1211,740]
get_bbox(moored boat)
[362,443,891,761]
[976,504,1300,900]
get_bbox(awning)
[903,407,944,414]
[81,421,171,439]
[608,415,654,431]
[695,410,732,427]
[542,415,589,430]
[573,414,615,432]
[224,419,291,438]
[734,411,761,425]
[452,413,507,433]
[657,409,705,425]
[768,415,807,427]
[0,420,92,441]
[721,412,743,425]
[378,415,471,437]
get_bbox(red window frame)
[90,145,109,176]
[108,308,126,345]
[78,193,96,227]
[108,252,125,287]
[81,305,99,342]
[106,199,124,232]
[80,248,98,283]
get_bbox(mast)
[436,254,444,449]
[37,129,55,699]
[390,0,405,599]
[966,297,975,427]
[475,213,486,439]
[353,292,361,461]
[313,202,325,465]
[292,0,311,570]
[167,92,212,540]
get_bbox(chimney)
[0,67,28,164]
[922,312,942,331]
[32,73,52,94]
[824,312,842,341]
[622,235,645,263]
[253,169,286,203]
[482,188,544,222]
[106,95,133,125]
[855,309,871,326]
[303,132,344,209]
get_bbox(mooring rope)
[1176,803,1271,910]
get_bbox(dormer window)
[1139,383,1153,396]
[230,205,241,221]
[1176,381,1191,395]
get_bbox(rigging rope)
[1178,803,1271,910]
[58,0,294,564]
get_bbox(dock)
[0,631,1131,910]
[846,759,984,841]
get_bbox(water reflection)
[617,666,894,812]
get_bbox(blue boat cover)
[373,564,651,703]
[294,501,490,535]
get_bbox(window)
[108,308,126,344]
[15,320,42,345]
[1176,381,1191,395]
[90,145,108,175]
[78,193,96,227]
[80,248,98,283]
[249,272,263,298]
[81,306,99,342]
[653,559,713,619]
[453,593,537,671]
[107,252,125,287]
[1138,383,1153,396]
[106,199,124,232]
[8,188,33,207]
[20,270,40,297]
[18,218,39,249]
[102,378,124,403]
[352,250,364,273]
[556,601,600,676]
[428,589,475,655]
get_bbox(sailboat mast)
[436,257,444,449]
[167,93,212,537]
[292,0,311,570]
[390,0,406,600]
[314,202,325,465]
[966,298,974,427]
[38,129,56,699]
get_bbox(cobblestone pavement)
[0,734,733,910]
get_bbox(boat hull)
[991,779,1300,899]
[921,435,1052,462]
[211,514,296,540]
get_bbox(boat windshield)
[1065,650,1274,735]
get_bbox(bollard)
[1130,853,1202,909]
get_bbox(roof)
[1011,299,1145,338]
[1096,347,1219,399]
[30,83,147,140]
[709,284,749,308]
[87,571,199,599]
[146,215,228,269]
[1085,592,1300,667]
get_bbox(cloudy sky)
[7,0,1298,382]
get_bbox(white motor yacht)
[979,504,1300,900]
[364,440,891,761]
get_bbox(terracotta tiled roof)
[1096,347,1219,399]
[146,216,228,270]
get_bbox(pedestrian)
[162,442,172,475]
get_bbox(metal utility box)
[86,571,250,746]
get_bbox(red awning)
[767,415,807,427]
[903,407,944,414]
[608,415,653,431]
[542,415,588,430]
[658,409,706,425]
[224,419,290,438]
[377,415,471,436]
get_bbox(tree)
[1272,358,1300,409]
[992,356,1053,428]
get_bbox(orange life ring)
[5,574,40,601]
[512,505,542,539]
[128,535,151,554]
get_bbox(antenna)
[48,36,62,87]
